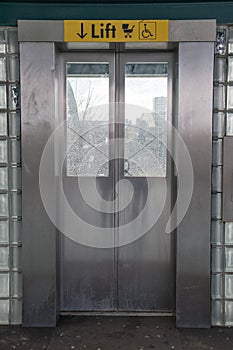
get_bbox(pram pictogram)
[122,24,135,38]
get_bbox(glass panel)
[0,220,9,243]
[225,301,233,326]
[229,43,233,54]
[10,193,22,217]
[212,140,223,166]
[225,274,233,298]
[124,63,168,177]
[66,63,109,176]
[212,246,223,273]
[126,42,169,50]
[0,57,6,81]
[11,272,22,297]
[9,112,20,137]
[0,30,6,54]
[10,299,22,325]
[214,85,225,110]
[214,57,226,82]
[225,222,233,244]
[0,167,8,190]
[0,246,9,270]
[212,166,222,193]
[225,247,233,272]
[9,166,21,191]
[0,85,6,109]
[0,113,7,137]
[10,140,21,164]
[66,42,109,50]
[7,55,19,82]
[0,140,8,163]
[12,246,22,269]
[227,86,233,109]
[211,193,222,220]
[0,273,9,297]
[228,57,233,82]
[211,220,223,245]
[229,27,233,42]
[10,220,22,243]
[212,274,223,298]
[226,113,233,135]
[213,112,225,138]
[211,300,223,326]
[7,30,18,54]
[0,194,8,217]
[0,299,9,324]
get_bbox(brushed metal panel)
[176,42,213,328]
[169,20,216,42]
[18,20,63,42]
[58,52,116,311]
[18,20,216,43]
[117,181,175,311]
[60,178,116,311]
[20,42,57,326]
[117,52,175,312]
[223,137,233,221]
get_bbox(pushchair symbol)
[122,24,135,38]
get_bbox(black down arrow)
[77,23,88,39]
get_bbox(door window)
[65,58,168,178]
[124,63,168,177]
[66,62,109,176]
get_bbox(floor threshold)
[60,311,175,317]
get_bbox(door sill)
[60,311,175,317]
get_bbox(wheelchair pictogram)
[139,22,156,40]
[122,24,135,38]
[142,24,153,38]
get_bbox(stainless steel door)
[59,50,175,312]
[117,53,174,311]
[59,52,116,311]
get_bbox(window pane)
[66,63,109,176]
[124,63,168,177]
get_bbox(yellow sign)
[64,20,169,42]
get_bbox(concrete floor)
[0,316,233,350]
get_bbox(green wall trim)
[0,2,233,26]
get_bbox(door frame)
[58,50,176,312]
[19,19,215,327]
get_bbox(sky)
[68,73,167,122]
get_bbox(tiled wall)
[0,27,22,325]
[212,26,233,326]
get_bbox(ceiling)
[0,0,231,3]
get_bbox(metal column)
[176,42,214,328]
[20,43,58,326]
